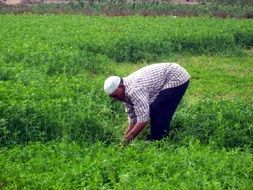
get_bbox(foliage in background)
[1,15,252,63]
[0,1,253,18]
[202,0,252,6]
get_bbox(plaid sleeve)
[131,88,149,123]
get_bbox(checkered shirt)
[123,63,190,124]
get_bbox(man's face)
[109,85,125,102]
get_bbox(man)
[104,63,190,144]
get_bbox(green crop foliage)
[0,15,252,64]
[0,15,252,189]
[0,141,252,189]
[0,15,252,147]
[170,99,253,149]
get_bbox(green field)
[0,15,253,189]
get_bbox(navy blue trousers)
[149,80,190,140]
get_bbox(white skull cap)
[104,76,121,95]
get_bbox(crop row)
[0,141,252,189]
[0,15,252,63]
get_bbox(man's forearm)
[125,121,148,142]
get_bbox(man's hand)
[123,121,148,144]
[124,123,135,136]
[124,133,133,143]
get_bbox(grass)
[0,16,253,64]
[0,141,252,189]
[0,14,252,189]
[0,15,252,147]
[178,55,253,103]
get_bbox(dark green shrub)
[0,104,62,146]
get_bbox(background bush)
[1,1,253,18]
